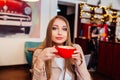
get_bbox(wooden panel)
[97,42,113,77]
[111,44,120,80]
[75,38,89,55]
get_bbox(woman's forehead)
[53,18,66,26]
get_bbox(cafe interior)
[0,0,120,80]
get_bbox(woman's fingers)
[42,47,58,60]
[72,53,82,60]
[72,49,83,65]
[74,49,81,54]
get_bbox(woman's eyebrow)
[63,25,67,27]
[53,24,67,27]
[53,24,58,26]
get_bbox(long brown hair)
[38,15,75,80]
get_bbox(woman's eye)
[52,27,57,30]
[63,28,67,31]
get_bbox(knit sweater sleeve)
[32,49,47,80]
[73,44,92,80]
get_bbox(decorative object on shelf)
[82,4,91,11]
[97,0,101,6]
[81,12,91,18]
[81,18,91,23]
[94,14,103,19]
[94,7,103,14]
[109,3,112,9]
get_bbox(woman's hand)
[34,46,58,69]
[72,45,83,66]
[37,46,58,61]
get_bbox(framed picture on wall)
[0,0,40,38]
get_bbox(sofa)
[24,41,42,67]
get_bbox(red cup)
[55,46,76,58]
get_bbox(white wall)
[0,38,39,66]
[0,0,57,66]
[40,0,58,40]
[87,0,120,10]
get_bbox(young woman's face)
[52,18,68,45]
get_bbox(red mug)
[55,46,76,58]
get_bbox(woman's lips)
[56,37,63,40]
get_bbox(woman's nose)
[58,29,62,35]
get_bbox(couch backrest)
[24,41,42,67]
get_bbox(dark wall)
[58,4,75,42]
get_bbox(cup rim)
[56,46,75,50]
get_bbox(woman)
[32,15,92,80]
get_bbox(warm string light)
[79,3,119,23]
